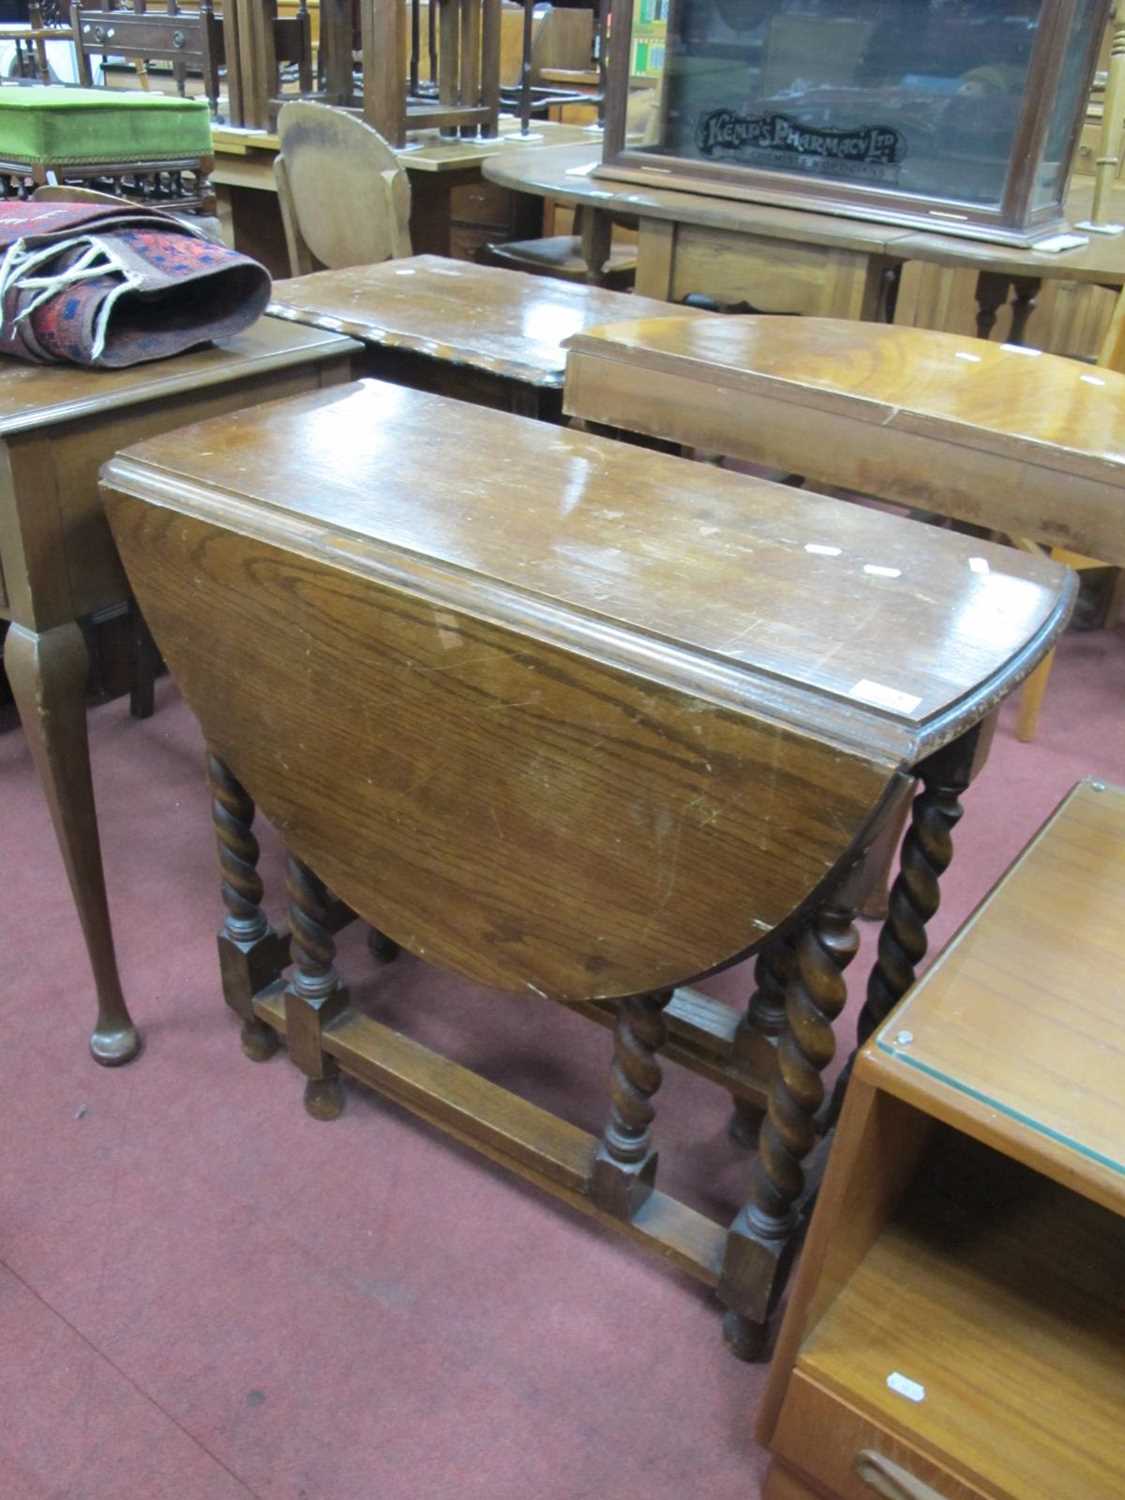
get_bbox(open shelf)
[797,1128,1125,1500]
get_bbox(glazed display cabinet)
[598,0,1110,244]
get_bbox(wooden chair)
[71,0,224,116]
[478,83,656,289]
[478,206,637,290]
[273,100,412,276]
[0,1,73,84]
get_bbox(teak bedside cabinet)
[0,319,356,1066]
[759,777,1125,1499]
[100,378,1072,1351]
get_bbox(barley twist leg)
[285,852,348,1120]
[208,752,282,1061]
[720,879,860,1360]
[591,989,673,1218]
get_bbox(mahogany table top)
[268,255,706,389]
[104,377,1070,765]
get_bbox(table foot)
[90,1019,142,1067]
[304,1073,345,1120]
[722,1308,771,1362]
[240,1017,280,1062]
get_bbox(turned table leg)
[729,933,797,1147]
[860,726,986,1045]
[591,988,673,1218]
[5,621,140,1065]
[285,852,349,1120]
[208,752,284,1061]
[824,722,992,1128]
[974,272,1011,340]
[720,866,864,1359]
[1007,277,1041,347]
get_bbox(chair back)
[71,0,223,115]
[274,101,413,275]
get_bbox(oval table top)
[100,379,1072,998]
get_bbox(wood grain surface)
[797,1135,1125,1500]
[100,380,1069,999]
[871,779,1125,1212]
[564,315,1125,562]
[269,255,705,387]
[100,379,1072,761]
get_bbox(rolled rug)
[0,200,271,367]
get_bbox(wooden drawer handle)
[856,1450,948,1500]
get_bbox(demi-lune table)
[100,378,1071,1351]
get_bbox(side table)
[758,777,1125,1499]
[1,319,357,1064]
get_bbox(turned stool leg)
[285,853,349,1120]
[729,933,797,1147]
[720,868,863,1360]
[209,753,284,1061]
[591,989,673,1218]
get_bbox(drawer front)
[774,1372,993,1500]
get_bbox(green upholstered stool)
[0,87,214,212]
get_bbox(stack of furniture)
[71,0,225,115]
[223,0,502,141]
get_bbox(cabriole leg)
[6,621,140,1065]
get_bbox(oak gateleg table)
[100,377,1072,1353]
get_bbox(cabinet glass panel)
[628,0,1044,207]
[1033,0,1101,208]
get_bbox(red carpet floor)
[2,622,1123,1500]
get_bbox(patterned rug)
[0,200,270,367]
